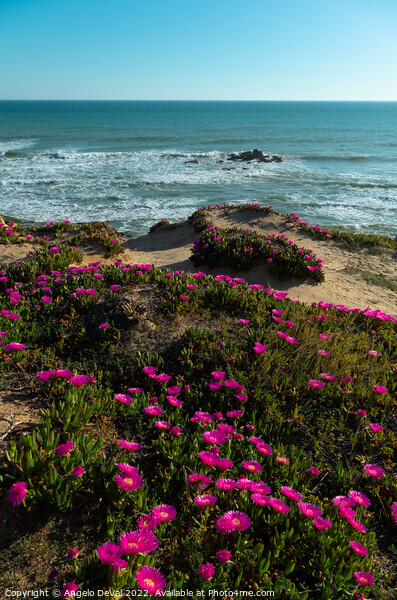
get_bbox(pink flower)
[310,467,320,475]
[143,366,157,376]
[280,486,302,501]
[216,550,232,562]
[118,439,141,451]
[155,421,171,429]
[113,558,128,573]
[253,342,267,354]
[152,504,177,522]
[354,572,375,585]
[137,514,159,530]
[188,473,211,488]
[115,393,134,404]
[374,385,388,394]
[348,490,371,508]
[100,322,109,330]
[61,580,80,597]
[216,478,237,491]
[251,493,271,506]
[217,458,233,471]
[202,430,228,445]
[144,405,163,416]
[347,518,366,534]
[239,319,250,324]
[309,380,325,389]
[313,517,332,530]
[114,466,142,491]
[69,375,95,386]
[216,510,251,534]
[363,463,385,478]
[298,502,323,518]
[56,441,74,456]
[390,502,397,523]
[67,548,79,560]
[211,371,226,381]
[8,481,28,506]
[135,566,167,594]
[120,529,158,554]
[256,442,273,456]
[97,542,123,564]
[198,562,215,580]
[72,466,84,477]
[349,541,369,556]
[357,409,367,416]
[269,498,289,513]
[199,451,220,467]
[276,456,289,464]
[41,296,52,303]
[194,494,218,507]
[369,423,383,432]
[242,460,262,473]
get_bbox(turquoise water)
[1,101,397,236]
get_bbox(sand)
[1,208,396,316]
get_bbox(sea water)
[1,100,397,237]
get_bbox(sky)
[0,0,397,100]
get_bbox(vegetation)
[0,212,396,598]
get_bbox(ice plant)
[56,441,74,456]
[135,566,167,594]
[118,440,141,451]
[280,486,302,501]
[298,502,323,518]
[354,572,375,585]
[269,498,290,513]
[313,517,332,530]
[349,541,369,556]
[61,581,80,598]
[194,494,218,507]
[72,466,84,477]
[309,380,325,389]
[120,530,158,554]
[373,385,388,394]
[114,466,142,491]
[216,510,251,533]
[216,550,232,562]
[198,562,216,580]
[97,542,122,564]
[152,504,177,522]
[348,490,371,508]
[8,481,28,506]
[363,463,385,478]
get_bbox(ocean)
[1,100,397,237]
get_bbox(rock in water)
[227,149,282,163]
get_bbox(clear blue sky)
[1,0,397,100]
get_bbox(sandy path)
[1,209,396,315]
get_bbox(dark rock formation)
[227,149,282,163]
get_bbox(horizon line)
[1,98,397,102]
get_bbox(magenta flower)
[8,481,27,506]
[155,420,171,429]
[188,473,211,488]
[348,490,371,508]
[280,486,302,501]
[202,430,228,445]
[4,342,26,351]
[211,371,226,381]
[194,494,218,507]
[69,375,95,386]
[216,477,237,491]
[143,366,157,376]
[118,440,141,451]
[310,467,320,475]
[144,405,163,416]
[115,393,134,404]
[313,517,332,530]
[216,510,251,534]
[209,381,223,391]
[167,385,181,395]
[227,410,243,418]
[269,498,289,513]
[152,504,177,522]
[242,460,262,473]
[354,572,375,585]
[298,502,323,518]
[61,580,80,598]
[67,548,79,560]
[390,502,397,523]
[167,395,183,407]
[218,458,233,471]
[369,423,383,432]
[135,566,167,594]
[56,369,74,378]
[72,466,85,477]
[256,442,273,456]
[374,385,388,394]
[251,493,271,506]
[100,322,109,330]
[113,558,128,573]
[363,463,385,478]
[120,530,158,554]
[332,495,356,508]
[114,466,142,492]
[253,342,267,354]
[347,518,367,534]
[198,562,215,580]
[138,514,159,530]
[199,451,220,467]
[56,441,74,456]
[349,541,369,556]
[216,549,232,562]
[97,542,123,564]
[309,380,325,389]
[276,456,289,464]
